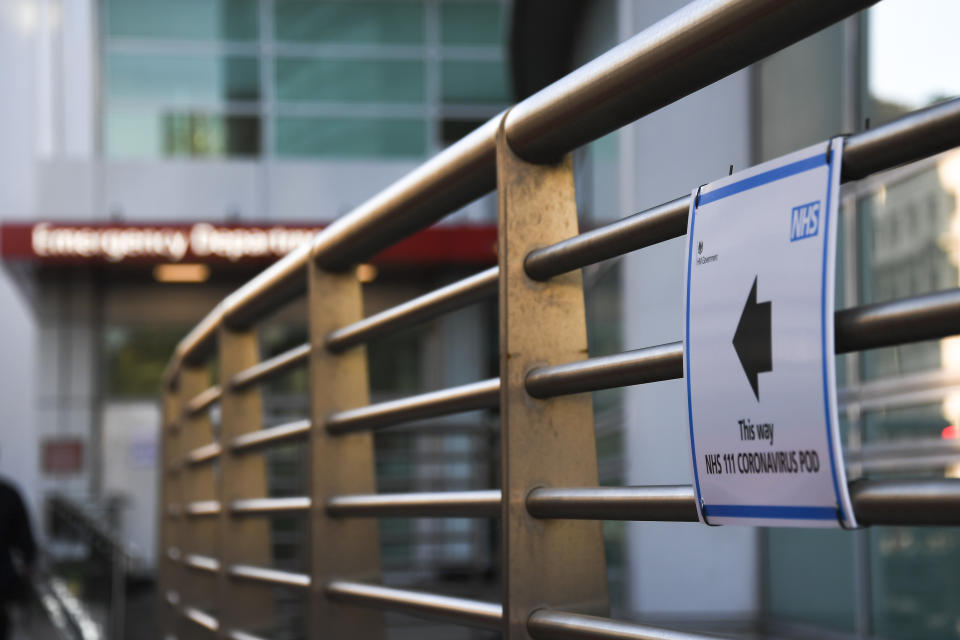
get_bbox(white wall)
[618,0,759,622]
[0,0,43,533]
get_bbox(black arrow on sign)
[733,276,772,401]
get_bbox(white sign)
[683,139,856,528]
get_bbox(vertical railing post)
[216,328,273,638]
[496,118,610,638]
[179,365,217,636]
[158,382,181,637]
[306,259,385,639]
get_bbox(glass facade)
[101,0,511,159]
[761,1,960,638]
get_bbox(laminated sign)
[683,139,856,528]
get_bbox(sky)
[869,0,960,108]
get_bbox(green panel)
[275,58,425,103]
[275,116,426,158]
[870,527,960,639]
[275,1,423,44]
[441,60,510,104]
[107,53,260,103]
[766,528,856,632]
[440,2,503,45]
[106,0,258,41]
[107,108,259,158]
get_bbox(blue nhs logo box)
[790,201,820,241]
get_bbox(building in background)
[0,1,508,632]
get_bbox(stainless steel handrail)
[183,554,221,573]
[185,442,221,465]
[528,609,723,640]
[231,497,312,515]
[183,500,221,517]
[183,607,219,632]
[525,479,960,526]
[325,581,502,631]
[526,287,960,398]
[230,419,311,452]
[327,490,501,518]
[526,486,698,522]
[326,378,500,433]
[326,267,499,352]
[526,343,683,399]
[185,385,222,416]
[231,343,311,390]
[229,565,311,589]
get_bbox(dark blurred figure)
[0,477,35,640]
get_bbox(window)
[101,0,511,160]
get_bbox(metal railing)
[158,1,960,638]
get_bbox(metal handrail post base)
[496,116,610,639]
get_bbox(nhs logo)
[790,201,820,241]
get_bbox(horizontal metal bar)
[527,287,960,398]
[526,343,683,399]
[524,97,960,281]
[524,479,960,526]
[526,486,697,522]
[231,343,310,390]
[528,609,722,640]
[231,497,312,515]
[185,443,221,466]
[326,267,499,353]
[835,287,960,354]
[183,607,219,632]
[849,478,960,526]
[327,490,501,518]
[185,385,222,416]
[228,632,269,640]
[230,419,311,452]
[325,580,502,631]
[326,378,500,433]
[184,554,221,573]
[184,500,221,517]
[842,97,960,180]
[229,564,311,589]
[505,0,874,163]
[525,196,689,281]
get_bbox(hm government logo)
[695,239,717,266]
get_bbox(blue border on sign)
[704,504,836,520]
[685,148,845,524]
[820,146,849,525]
